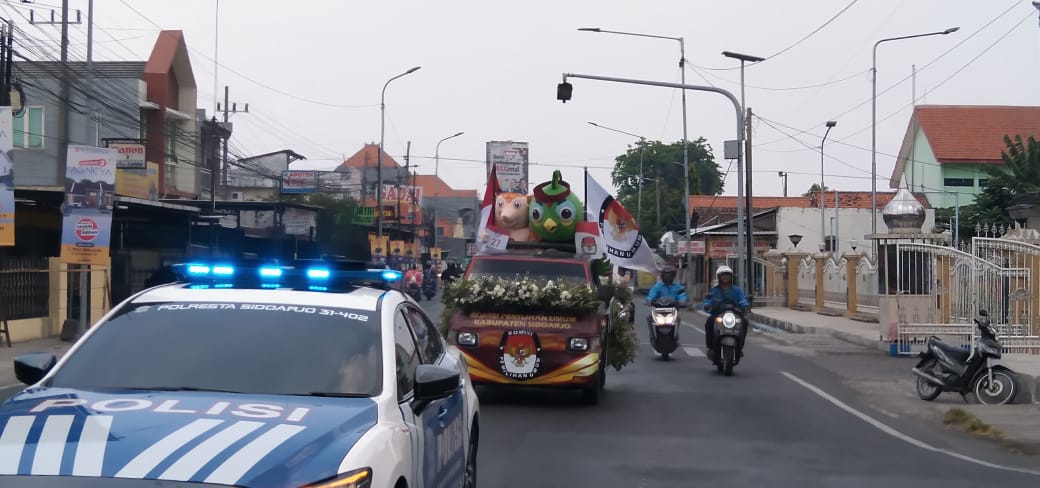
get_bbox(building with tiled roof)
[890,105,1040,208]
[688,190,930,228]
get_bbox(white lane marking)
[683,347,705,357]
[160,421,264,481]
[781,371,1040,477]
[73,415,113,477]
[0,383,24,390]
[681,323,705,334]
[0,416,35,474]
[204,424,305,485]
[31,415,75,475]
[116,419,224,478]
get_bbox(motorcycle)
[911,309,1018,405]
[406,282,422,301]
[422,273,437,301]
[708,304,747,376]
[648,297,681,360]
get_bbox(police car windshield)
[48,302,382,397]
[467,259,588,283]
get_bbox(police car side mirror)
[412,364,460,413]
[14,352,57,386]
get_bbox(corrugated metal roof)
[14,61,146,79]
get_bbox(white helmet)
[715,265,734,278]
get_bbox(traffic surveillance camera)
[557,82,573,103]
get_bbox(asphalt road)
[416,295,1040,488]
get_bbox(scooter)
[708,304,748,376]
[422,273,437,301]
[911,309,1018,405]
[648,297,680,360]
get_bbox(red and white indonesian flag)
[476,166,509,254]
[585,174,660,273]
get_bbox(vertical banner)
[369,234,388,262]
[60,145,118,265]
[486,141,529,194]
[430,247,442,262]
[0,106,13,246]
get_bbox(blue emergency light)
[170,259,402,291]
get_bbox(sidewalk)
[0,337,73,387]
[749,306,1040,405]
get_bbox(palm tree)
[990,135,1040,192]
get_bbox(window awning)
[165,107,192,120]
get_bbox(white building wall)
[776,207,937,254]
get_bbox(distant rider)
[702,265,751,355]
[646,266,688,307]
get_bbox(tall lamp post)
[871,28,957,256]
[820,120,837,248]
[579,27,695,284]
[377,66,421,241]
[588,121,647,222]
[722,50,764,294]
[433,131,464,248]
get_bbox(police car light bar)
[171,260,402,290]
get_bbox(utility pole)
[216,87,247,198]
[404,141,411,246]
[745,107,754,292]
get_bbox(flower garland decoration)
[440,275,600,336]
[602,283,638,371]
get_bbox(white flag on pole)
[585,174,660,273]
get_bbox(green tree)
[802,183,828,197]
[947,135,1040,242]
[610,138,723,242]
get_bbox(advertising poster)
[60,145,118,265]
[430,247,442,262]
[109,141,146,169]
[281,170,318,194]
[486,141,529,194]
[115,161,159,201]
[0,107,13,246]
[369,234,388,261]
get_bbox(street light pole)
[722,50,764,292]
[378,66,421,242]
[778,171,788,197]
[578,27,695,284]
[871,27,958,256]
[434,131,464,248]
[561,73,745,285]
[820,121,837,248]
[587,121,647,222]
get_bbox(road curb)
[745,313,1039,405]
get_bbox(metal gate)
[894,239,1040,355]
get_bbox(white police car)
[0,260,480,488]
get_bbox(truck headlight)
[457,331,478,346]
[568,337,589,352]
[304,467,372,488]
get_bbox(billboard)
[381,184,423,205]
[0,106,13,246]
[486,141,529,194]
[281,170,318,194]
[109,141,146,169]
[115,161,159,200]
[60,145,118,265]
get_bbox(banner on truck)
[0,106,14,246]
[486,141,528,194]
[60,145,118,265]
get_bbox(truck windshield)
[468,258,588,283]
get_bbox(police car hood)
[0,387,379,487]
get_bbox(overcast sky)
[6,0,1039,201]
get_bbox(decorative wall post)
[814,251,827,311]
[763,249,784,301]
[782,251,808,308]
[844,251,860,316]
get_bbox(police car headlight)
[304,467,372,488]
[457,331,478,346]
[568,337,589,352]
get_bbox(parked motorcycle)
[707,304,748,376]
[648,297,681,360]
[911,309,1018,405]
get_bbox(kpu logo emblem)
[498,330,542,380]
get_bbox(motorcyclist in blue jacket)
[646,266,688,307]
[702,265,751,355]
